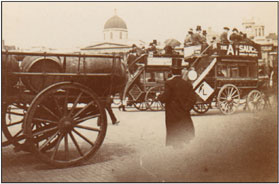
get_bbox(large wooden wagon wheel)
[2,102,59,152]
[145,86,165,111]
[24,82,107,167]
[2,102,27,148]
[217,84,240,115]
[246,89,265,112]
[193,103,210,114]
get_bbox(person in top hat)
[147,40,158,54]
[220,27,230,43]
[229,28,241,42]
[158,59,196,148]
[201,30,207,43]
[184,28,194,46]
[191,25,203,45]
[200,30,209,53]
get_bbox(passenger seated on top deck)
[184,26,206,58]
[229,28,242,43]
[164,45,173,55]
[201,30,209,53]
[184,28,194,46]
[192,25,203,45]
[220,27,230,44]
[147,40,158,55]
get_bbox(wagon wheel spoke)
[75,124,101,132]
[64,133,69,161]
[69,132,83,157]
[38,130,60,151]
[75,114,100,124]
[69,92,83,117]
[73,101,94,118]
[9,129,24,143]
[33,126,59,137]
[7,111,24,116]
[50,133,64,160]
[33,118,58,124]
[73,129,95,146]
[6,120,24,127]
[41,105,60,120]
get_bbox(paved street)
[1,103,278,182]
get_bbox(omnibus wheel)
[24,82,107,167]
[217,84,240,115]
[246,90,265,112]
[193,103,210,114]
[145,86,165,111]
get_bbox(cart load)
[4,53,128,96]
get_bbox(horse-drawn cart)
[2,51,127,167]
[122,54,186,111]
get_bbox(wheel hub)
[59,117,74,132]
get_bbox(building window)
[104,34,106,40]
[120,32,122,39]
[110,32,113,40]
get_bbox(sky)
[2,2,278,49]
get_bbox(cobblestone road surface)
[1,103,278,182]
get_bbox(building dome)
[104,15,127,30]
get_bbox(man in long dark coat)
[158,66,196,148]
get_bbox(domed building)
[81,10,145,55]
[103,14,128,42]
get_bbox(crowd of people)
[184,25,256,47]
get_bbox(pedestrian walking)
[158,59,197,148]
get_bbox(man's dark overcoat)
[159,76,196,146]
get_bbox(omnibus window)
[155,72,165,82]
[229,64,239,78]
[239,65,249,77]
[248,64,257,78]
[217,65,228,77]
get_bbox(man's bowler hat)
[196,25,202,31]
